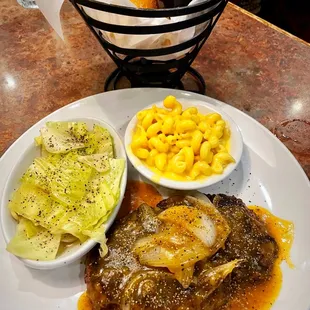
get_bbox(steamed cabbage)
[50,153,93,205]
[78,154,110,172]
[7,121,125,261]
[86,125,114,156]
[40,127,85,154]
[21,157,55,192]
[7,219,61,261]
[99,158,125,199]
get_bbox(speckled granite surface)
[0,1,309,176]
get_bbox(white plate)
[0,88,309,310]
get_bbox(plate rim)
[1,88,308,187]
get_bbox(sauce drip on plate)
[226,206,294,310]
[116,180,163,219]
[78,188,294,310]
[249,206,294,268]
[78,292,92,310]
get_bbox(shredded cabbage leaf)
[50,153,93,205]
[84,223,108,257]
[7,218,61,261]
[21,157,55,192]
[7,121,124,261]
[98,158,126,199]
[78,154,110,172]
[9,183,70,235]
[45,121,89,141]
[40,121,88,154]
[86,125,114,156]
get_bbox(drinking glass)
[17,0,38,9]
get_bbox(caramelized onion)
[196,259,241,299]
[133,195,231,288]
[189,191,212,205]
[121,271,175,308]
[135,234,208,269]
[158,206,216,247]
[170,265,195,288]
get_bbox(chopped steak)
[85,195,278,310]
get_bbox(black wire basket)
[70,0,228,93]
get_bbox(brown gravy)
[78,186,294,310]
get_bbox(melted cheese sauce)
[226,206,294,310]
[78,193,294,310]
[148,164,209,182]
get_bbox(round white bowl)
[125,98,243,190]
[1,117,127,270]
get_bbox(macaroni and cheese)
[130,96,235,181]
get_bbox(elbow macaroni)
[131,95,235,181]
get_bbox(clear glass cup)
[17,0,38,9]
